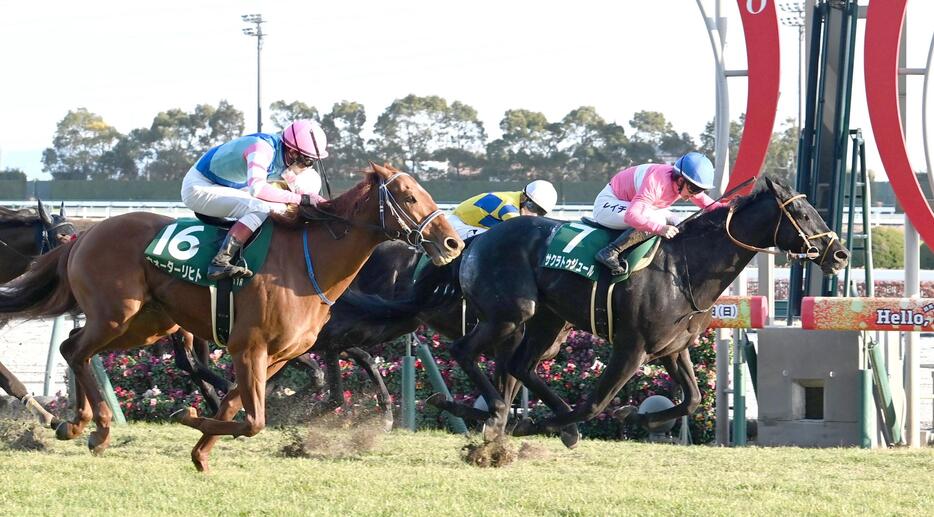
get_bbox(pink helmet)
[282,120,329,160]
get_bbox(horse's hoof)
[381,415,394,433]
[192,458,210,473]
[170,407,198,425]
[425,392,446,409]
[87,430,110,455]
[55,421,79,441]
[613,405,638,424]
[560,425,581,449]
[481,420,505,443]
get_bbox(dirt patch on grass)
[461,438,516,468]
[516,441,551,460]
[0,420,50,451]
[280,412,383,460]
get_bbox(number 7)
[562,223,596,253]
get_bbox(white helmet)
[524,180,558,214]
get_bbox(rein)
[725,193,839,264]
[300,171,444,303]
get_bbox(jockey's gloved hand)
[299,193,326,207]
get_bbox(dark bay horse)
[378,178,849,446]
[0,163,463,472]
[0,201,77,426]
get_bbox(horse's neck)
[679,195,778,307]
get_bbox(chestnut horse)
[0,163,463,471]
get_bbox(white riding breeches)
[181,167,288,230]
[447,213,486,240]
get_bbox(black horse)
[369,178,849,446]
[0,201,78,426]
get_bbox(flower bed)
[101,327,718,443]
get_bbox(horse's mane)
[679,180,773,234]
[0,206,40,226]
[270,170,380,228]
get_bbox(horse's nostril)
[444,237,460,252]
[834,250,849,262]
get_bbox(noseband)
[725,193,839,264]
[377,172,445,253]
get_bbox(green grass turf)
[0,422,932,516]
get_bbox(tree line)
[0,95,799,186]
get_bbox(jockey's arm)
[623,199,667,234]
[691,192,728,211]
[243,142,321,205]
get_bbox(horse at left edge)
[0,201,77,427]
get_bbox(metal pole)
[44,315,66,397]
[731,272,747,446]
[256,29,263,133]
[401,334,416,431]
[415,342,468,434]
[696,0,731,197]
[898,21,920,449]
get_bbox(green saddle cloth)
[542,222,659,283]
[144,218,274,290]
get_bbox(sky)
[0,0,931,182]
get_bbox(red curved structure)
[864,0,934,247]
[725,0,781,196]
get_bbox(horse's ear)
[36,199,53,226]
[764,176,777,194]
[370,162,392,179]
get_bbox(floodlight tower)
[242,14,266,133]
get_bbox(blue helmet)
[673,152,715,190]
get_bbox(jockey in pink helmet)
[181,120,329,280]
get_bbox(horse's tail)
[337,258,462,323]
[0,241,78,317]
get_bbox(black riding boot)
[207,234,252,280]
[594,229,649,276]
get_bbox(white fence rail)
[0,200,903,225]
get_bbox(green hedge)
[847,226,934,269]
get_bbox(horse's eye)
[406,196,417,204]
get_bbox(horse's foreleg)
[186,387,241,473]
[448,321,518,441]
[345,347,393,431]
[0,361,57,427]
[182,357,286,473]
[179,348,269,437]
[631,347,702,426]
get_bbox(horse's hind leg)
[63,306,177,454]
[55,328,94,440]
[506,312,581,447]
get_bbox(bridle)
[0,216,77,259]
[376,172,445,254]
[725,192,839,264]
